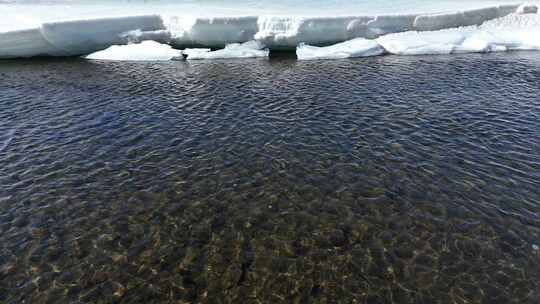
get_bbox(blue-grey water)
[1,53,540,303]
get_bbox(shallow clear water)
[1,53,540,303]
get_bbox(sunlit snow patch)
[376,28,477,55]
[85,41,182,61]
[186,40,269,60]
[377,12,540,55]
[296,38,384,60]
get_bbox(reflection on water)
[1,53,540,303]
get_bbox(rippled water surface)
[1,53,540,303]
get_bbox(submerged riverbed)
[1,53,540,303]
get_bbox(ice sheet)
[0,15,165,58]
[1,1,539,58]
[85,40,182,61]
[186,40,269,60]
[296,38,385,60]
[167,5,521,49]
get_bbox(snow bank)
[120,29,171,44]
[85,40,182,61]
[0,28,65,58]
[293,11,540,60]
[40,15,166,54]
[377,28,475,55]
[0,15,166,58]
[186,40,269,60]
[254,16,377,49]
[1,3,539,59]
[412,4,517,31]
[167,16,258,47]
[168,4,520,49]
[296,38,384,60]
[377,12,540,55]
[516,3,539,14]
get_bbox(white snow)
[411,5,516,31]
[186,40,269,60]
[168,4,520,49]
[294,10,540,59]
[182,48,212,58]
[167,16,259,48]
[0,15,166,58]
[0,28,65,58]
[0,1,529,29]
[1,1,540,59]
[516,2,539,13]
[296,38,384,60]
[120,29,171,44]
[85,40,182,61]
[377,12,540,55]
[377,28,475,55]
[41,16,166,54]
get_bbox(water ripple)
[0,53,540,303]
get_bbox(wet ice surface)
[1,53,540,303]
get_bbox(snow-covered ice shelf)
[166,4,522,49]
[0,15,167,58]
[0,1,539,59]
[297,10,540,59]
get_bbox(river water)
[1,53,539,303]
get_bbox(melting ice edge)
[1,3,540,60]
